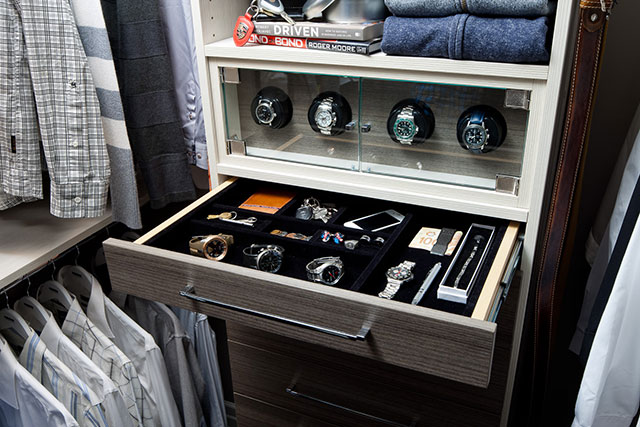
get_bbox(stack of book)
[247,21,384,56]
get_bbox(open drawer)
[103,178,522,388]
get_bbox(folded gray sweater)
[384,0,555,17]
[381,15,549,64]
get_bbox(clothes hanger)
[57,265,93,308]
[14,296,50,334]
[0,308,32,351]
[37,280,73,325]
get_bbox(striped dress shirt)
[17,329,108,427]
[0,0,110,218]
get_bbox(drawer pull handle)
[179,285,370,341]
[286,385,417,427]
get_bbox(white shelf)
[205,37,549,82]
[0,201,112,289]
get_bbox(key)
[220,217,258,227]
[233,2,259,46]
[258,0,296,25]
[207,212,234,220]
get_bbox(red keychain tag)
[233,6,258,47]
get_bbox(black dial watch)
[306,256,344,286]
[456,105,507,154]
[243,244,285,273]
[251,87,293,129]
[379,261,416,299]
[189,234,234,261]
[308,91,352,136]
[387,99,435,145]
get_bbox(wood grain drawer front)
[228,340,499,427]
[104,238,496,387]
[235,393,339,427]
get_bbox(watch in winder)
[308,91,353,136]
[386,99,435,145]
[250,86,294,129]
[189,234,235,261]
[306,256,345,286]
[456,105,507,154]
[243,244,285,273]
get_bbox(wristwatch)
[386,99,435,145]
[460,110,489,154]
[393,106,419,145]
[314,97,337,135]
[308,91,352,136]
[250,87,293,129]
[306,256,344,286]
[254,99,277,126]
[189,234,234,261]
[379,260,416,299]
[456,105,507,154]
[243,244,285,273]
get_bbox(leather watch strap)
[530,0,614,423]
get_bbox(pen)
[411,262,442,305]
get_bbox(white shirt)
[17,328,107,427]
[0,335,79,427]
[15,297,135,427]
[573,189,640,426]
[59,266,182,427]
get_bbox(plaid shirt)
[18,330,108,427]
[0,0,110,218]
[61,297,152,427]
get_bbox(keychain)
[233,2,259,47]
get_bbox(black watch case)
[307,91,353,136]
[250,86,294,130]
[386,99,436,145]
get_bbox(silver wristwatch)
[306,256,344,286]
[379,260,416,299]
[255,99,277,126]
[393,106,419,145]
[314,97,337,135]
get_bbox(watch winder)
[250,86,294,129]
[456,105,507,154]
[308,91,353,136]
[386,99,435,145]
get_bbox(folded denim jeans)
[381,15,550,64]
[384,0,555,17]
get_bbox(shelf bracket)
[504,90,531,110]
[226,139,246,156]
[496,174,520,195]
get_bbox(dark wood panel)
[235,393,338,427]
[229,340,498,427]
[104,238,496,387]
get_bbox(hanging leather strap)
[531,0,614,422]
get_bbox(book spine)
[253,22,372,41]
[248,35,376,56]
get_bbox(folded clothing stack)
[381,0,555,63]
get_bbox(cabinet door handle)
[286,385,418,427]
[179,285,370,341]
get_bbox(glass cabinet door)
[359,78,529,190]
[223,69,360,171]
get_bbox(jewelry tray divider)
[143,179,508,318]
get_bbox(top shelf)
[205,38,549,82]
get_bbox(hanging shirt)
[18,299,135,427]
[157,0,208,170]
[58,266,182,427]
[0,0,111,218]
[0,335,80,427]
[121,296,206,427]
[17,329,108,427]
[173,308,228,427]
[44,295,148,427]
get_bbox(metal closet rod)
[0,222,120,305]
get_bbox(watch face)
[204,238,226,260]
[256,103,274,124]
[315,109,334,129]
[463,124,488,148]
[257,250,282,273]
[395,119,415,139]
[322,265,342,285]
[387,266,411,281]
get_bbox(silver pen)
[411,262,442,305]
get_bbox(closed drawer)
[235,393,338,427]
[103,178,522,388]
[228,338,500,427]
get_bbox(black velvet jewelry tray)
[144,179,513,318]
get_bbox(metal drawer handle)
[286,385,417,427]
[179,285,370,341]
